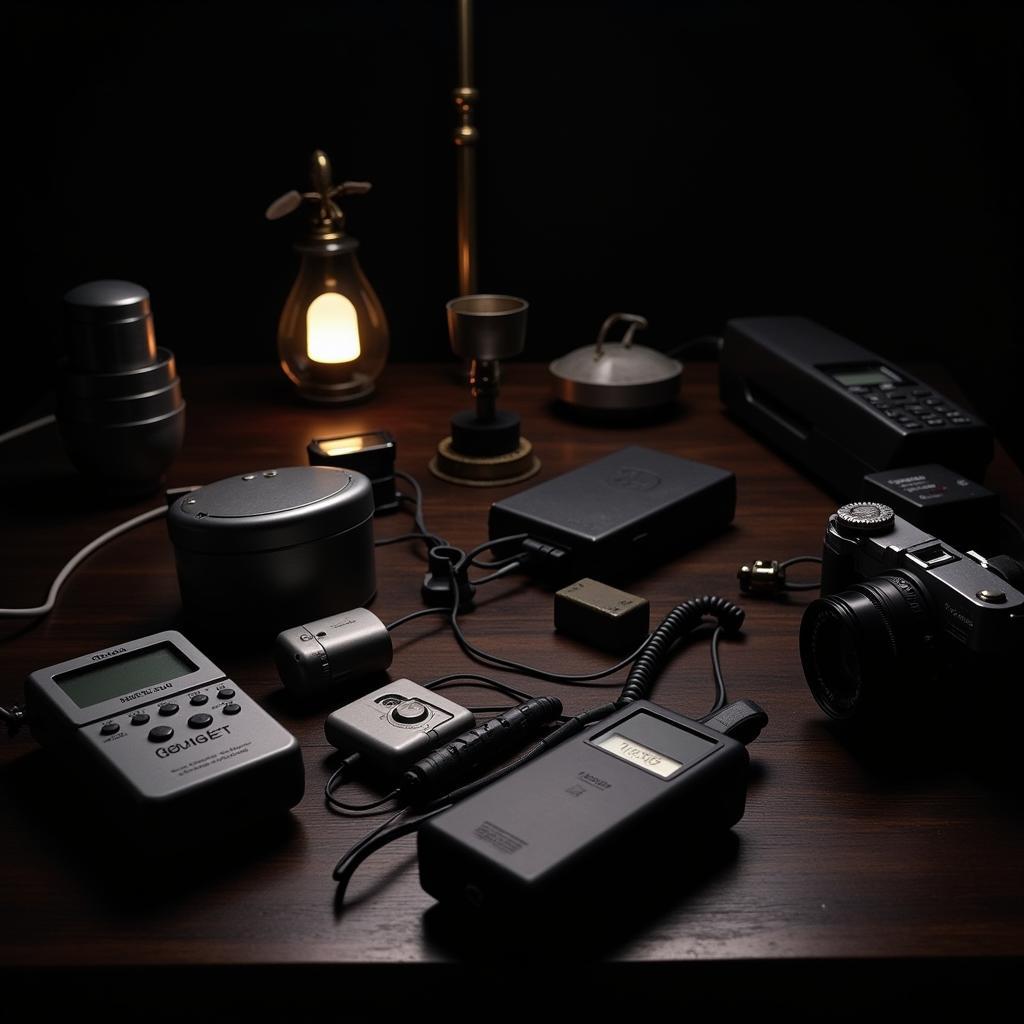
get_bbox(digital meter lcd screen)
[54,644,197,708]
[594,732,686,779]
[831,367,896,387]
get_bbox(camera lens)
[799,572,934,721]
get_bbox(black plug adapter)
[421,546,476,608]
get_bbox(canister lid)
[548,312,682,411]
[63,279,158,372]
[64,280,152,325]
[167,466,374,554]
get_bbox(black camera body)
[800,502,1024,722]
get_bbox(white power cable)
[0,505,169,618]
[0,414,56,446]
[0,486,198,620]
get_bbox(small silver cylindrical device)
[273,607,393,701]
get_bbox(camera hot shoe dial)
[835,502,895,536]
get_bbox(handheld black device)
[417,699,749,911]
[719,316,993,498]
[24,631,304,832]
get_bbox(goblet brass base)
[429,436,541,487]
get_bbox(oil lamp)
[266,151,389,403]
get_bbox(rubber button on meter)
[100,722,120,736]
[130,713,150,726]
[223,703,241,716]
[148,726,174,742]
[391,701,430,724]
[159,703,179,716]
[217,688,235,700]
[190,693,209,706]
[188,713,213,729]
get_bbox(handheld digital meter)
[24,631,304,832]
[417,700,749,911]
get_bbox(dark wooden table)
[1,363,1022,1012]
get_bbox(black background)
[6,1,1021,461]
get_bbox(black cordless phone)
[719,316,993,498]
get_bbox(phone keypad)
[845,382,974,431]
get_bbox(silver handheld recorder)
[24,631,304,832]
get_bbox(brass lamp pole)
[454,0,478,295]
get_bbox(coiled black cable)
[618,595,744,706]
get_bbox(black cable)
[779,555,823,591]
[333,805,409,883]
[326,790,401,816]
[394,471,446,548]
[463,534,528,565]
[618,596,744,709]
[324,757,402,817]
[423,673,536,704]
[384,607,451,631]
[451,605,647,684]
[469,561,523,585]
[375,531,434,548]
[709,625,728,715]
[470,552,526,570]
[779,555,823,569]
[333,806,446,893]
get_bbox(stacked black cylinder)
[57,280,185,492]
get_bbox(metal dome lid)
[549,313,682,411]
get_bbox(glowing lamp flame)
[306,292,360,364]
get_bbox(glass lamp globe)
[268,151,390,404]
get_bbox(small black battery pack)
[554,578,650,654]
[489,446,735,582]
[861,463,999,552]
[308,430,398,513]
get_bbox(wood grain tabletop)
[1,362,1021,1007]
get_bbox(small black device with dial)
[719,316,993,498]
[24,631,304,831]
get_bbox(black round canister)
[167,466,375,634]
[57,279,185,491]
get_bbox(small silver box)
[325,680,475,772]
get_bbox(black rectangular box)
[861,463,999,552]
[488,446,735,582]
